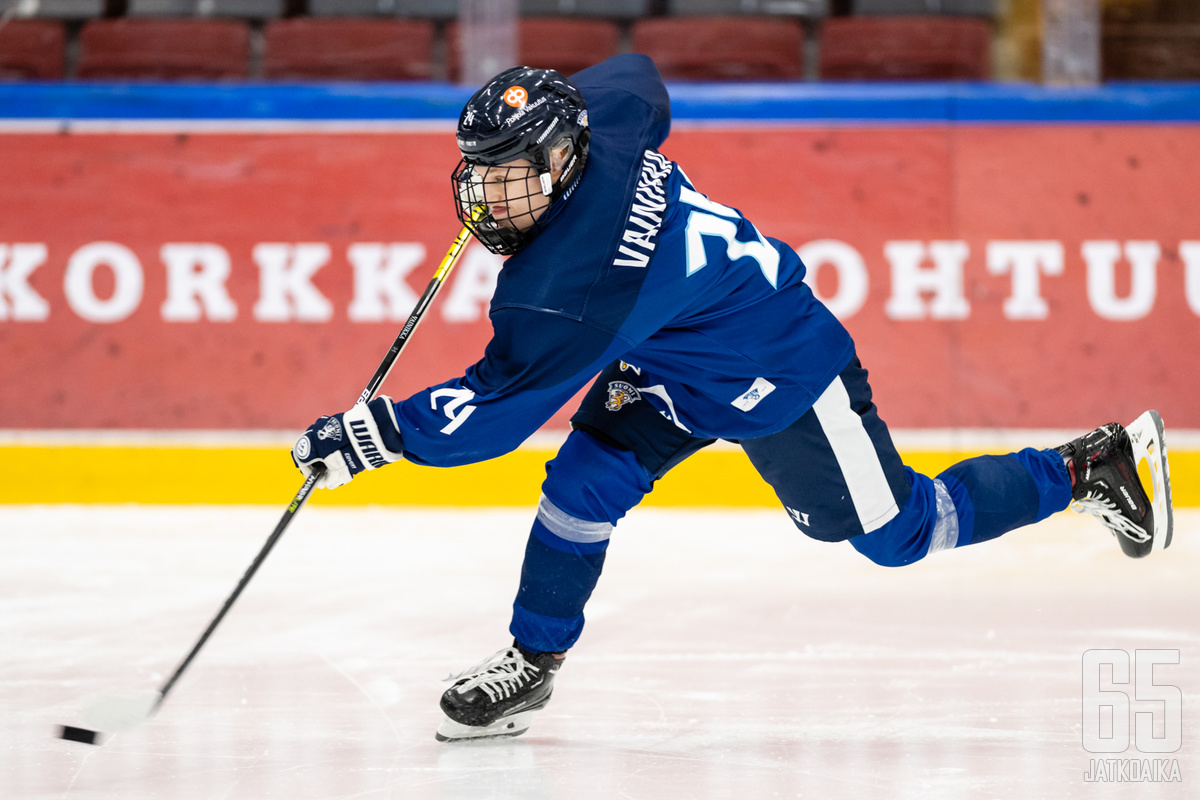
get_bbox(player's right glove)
[291,396,405,489]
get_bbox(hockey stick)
[59,216,481,746]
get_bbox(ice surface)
[2,505,1197,799]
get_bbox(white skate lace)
[445,647,539,703]
[1071,492,1151,543]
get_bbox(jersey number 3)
[680,186,779,288]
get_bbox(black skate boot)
[1056,410,1173,558]
[435,641,565,742]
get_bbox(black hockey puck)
[59,725,100,745]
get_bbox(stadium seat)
[76,19,250,80]
[520,0,649,17]
[309,0,457,19]
[668,0,826,17]
[631,17,805,80]
[0,20,65,80]
[127,0,285,18]
[446,17,621,83]
[0,0,103,18]
[819,16,992,80]
[263,18,435,81]
[852,0,995,14]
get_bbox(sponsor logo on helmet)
[317,417,343,442]
[503,86,528,107]
[502,95,548,128]
[577,110,588,127]
[605,381,641,411]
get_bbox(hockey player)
[291,55,1174,742]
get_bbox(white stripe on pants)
[811,376,900,534]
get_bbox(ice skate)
[435,642,564,742]
[1057,410,1173,558]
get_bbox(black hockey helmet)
[451,66,590,255]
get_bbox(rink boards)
[1,82,1198,506]
[3,431,1197,507]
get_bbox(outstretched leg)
[744,355,1170,566]
[853,412,1172,565]
[740,354,1075,566]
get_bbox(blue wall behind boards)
[1,82,1199,123]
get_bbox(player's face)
[473,159,555,233]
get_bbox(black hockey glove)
[292,396,405,489]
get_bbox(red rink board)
[1,125,1198,431]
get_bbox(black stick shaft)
[156,469,320,705]
[355,221,477,405]
[153,219,477,709]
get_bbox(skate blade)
[1127,410,1173,551]
[435,710,534,742]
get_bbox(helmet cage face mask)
[452,158,551,256]
[451,140,585,257]
[451,66,590,256]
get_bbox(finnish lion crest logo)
[605,380,641,411]
[317,417,343,442]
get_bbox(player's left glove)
[292,396,405,489]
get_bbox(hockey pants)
[510,358,1074,654]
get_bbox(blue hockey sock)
[510,431,653,653]
[510,518,607,654]
[939,448,1072,545]
[851,449,1072,566]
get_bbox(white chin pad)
[540,172,553,196]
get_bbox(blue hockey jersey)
[395,54,855,468]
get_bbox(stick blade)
[82,691,162,733]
